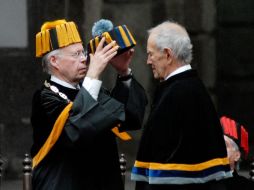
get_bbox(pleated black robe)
[31,77,147,190]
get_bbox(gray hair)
[224,135,241,170]
[41,49,60,74]
[225,135,239,152]
[148,21,193,65]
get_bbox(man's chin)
[79,72,87,77]
[76,75,86,82]
[153,73,159,79]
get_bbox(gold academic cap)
[35,19,82,57]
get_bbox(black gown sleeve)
[32,86,125,153]
[64,87,125,144]
[111,76,148,131]
[32,77,147,154]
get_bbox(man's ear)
[50,55,59,69]
[164,48,173,63]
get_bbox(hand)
[110,48,134,76]
[86,37,119,79]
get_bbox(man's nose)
[147,58,151,65]
[80,54,87,64]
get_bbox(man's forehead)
[61,43,83,51]
[147,36,159,51]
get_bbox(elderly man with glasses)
[31,19,147,190]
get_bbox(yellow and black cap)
[36,19,82,57]
[87,25,136,56]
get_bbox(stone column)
[83,0,103,42]
[0,123,5,186]
[183,0,217,103]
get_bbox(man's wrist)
[118,68,131,77]
[118,69,133,81]
[82,77,102,100]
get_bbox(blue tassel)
[92,19,114,37]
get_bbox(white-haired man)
[131,21,232,190]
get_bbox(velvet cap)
[87,20,136,56]
[36,19,82,57]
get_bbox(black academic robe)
[132,70,231,189]
[31,77,147,190]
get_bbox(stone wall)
[216,0,254,160]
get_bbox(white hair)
[148,21,193,65]
[224,135,239,152]
[41,49,60,74]
[224,135,241,171]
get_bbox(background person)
[220,116,254,190]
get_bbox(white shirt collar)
[165,64,192,80]
[50,75,79,89]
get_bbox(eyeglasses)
[59,50,87,59]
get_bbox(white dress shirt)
[51,75,102,100]
[165,64,192,80]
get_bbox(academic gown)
[132,70,231,190]
[31,77,147,190]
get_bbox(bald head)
[148,21,193,65]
